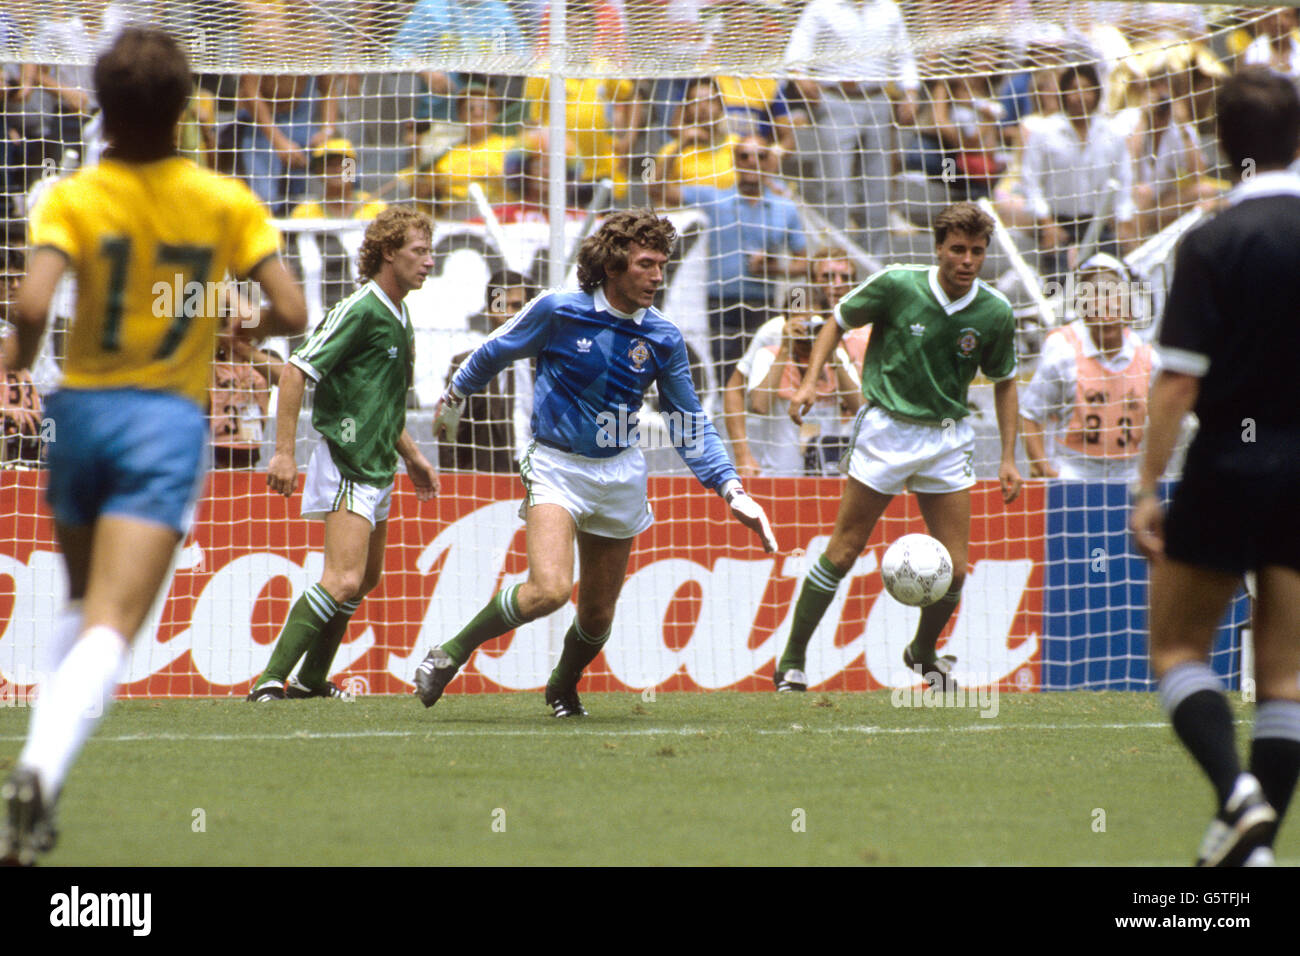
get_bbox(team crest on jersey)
[956,328,980,358]
[628,338,651,370]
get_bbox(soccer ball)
[881,534,953,607]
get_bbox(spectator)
[676,135,807,379]
[0,245,42,466]
[651,78,740,199]
[1241,7,1300,80]
[907,75,1008,200]
[19,7,99,156]
[438,270,536,472]
[211,333,284,470]
[723,248,861,476]
[290,138,389,220]
[496,135,586,223]
[391,0,525,128]
[1020,253,1155,481]
[519,75,638,203]
[408,86,519,217]
[745,287,864,476]
[782,0,920,256]
[1020,63,1136,283]
[1128,60,1217,238]
[237,73,340,216]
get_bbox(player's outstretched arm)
[788,318,844,425]
[397,428,439,501]
[266,362,306,497]
[993,378,1023,503]
[4,248,67,372]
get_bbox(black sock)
[1250,699,1300,838]
[1160,663,1240,808]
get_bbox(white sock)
[44,602,85,676]
[19,625,128,799]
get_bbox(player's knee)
[358,568,382,598]
[321,569,365,605]
[526,579,573,618]
[823,537,863,573]
[578,611,615,638]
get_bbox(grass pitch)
[1,690,1291,866]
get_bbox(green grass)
[1,691,1292,866]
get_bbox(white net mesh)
[1,0,1282,698]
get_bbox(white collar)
[594,286,646,325]
[367,280,407,325]
[1228,169,1300,206]
[928,266,978,315]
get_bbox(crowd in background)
[2,1,1299,475]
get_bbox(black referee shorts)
[1164,435,1300,575]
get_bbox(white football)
[881,534,953,607]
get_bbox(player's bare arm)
[5,247,68,371]
[1130,369,1199,560]
[992,377,1023,503]
[788,318,844,424]
[396,428,439,501]
[267,362,307,497]
[830,346,864,413]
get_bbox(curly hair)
[576,209,676,294]
[933,201,994,246]
[357,206,433,280]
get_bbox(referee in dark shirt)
[1131,67,1300,867]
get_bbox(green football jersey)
[836,264,1016,424]
[290,281,414,486]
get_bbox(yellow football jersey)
[29,157,281,407]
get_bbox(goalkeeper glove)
[720,480,778,554]
[432,384,466,443]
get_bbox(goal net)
[0,0,1277,699]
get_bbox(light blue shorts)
[45,388,209,534]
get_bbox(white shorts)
[519,441,654,539]
[842,405,976,496]
[301,442,394,527]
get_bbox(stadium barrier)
[0,473,1245,698]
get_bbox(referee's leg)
[1150,557,1271,863]
[1246,565,1300,848]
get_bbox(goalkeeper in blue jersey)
[415,209,778,717]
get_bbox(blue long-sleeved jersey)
[453,288,740,491]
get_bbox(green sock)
[547,620,609,691]
[442,584,525,666]
[778,554,846,673]
[908,585,961,663]
[296,598,361,689]
[256,584,340,687]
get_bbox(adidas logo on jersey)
[576,338,593,353]
[387,346,399,358]
[910,323,925,337]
